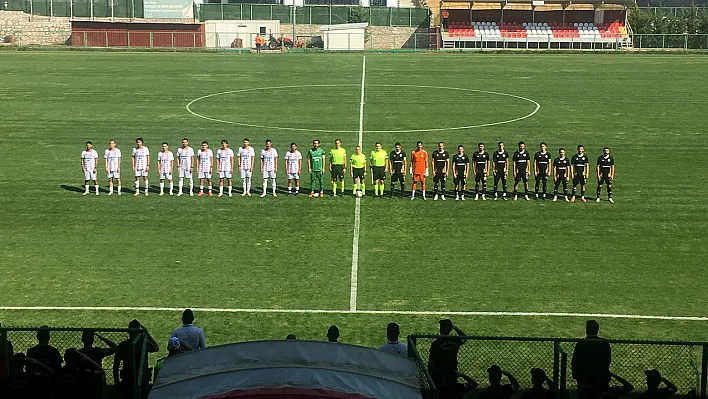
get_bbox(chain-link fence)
[1,327,150,399]
[0,0,145,18]
[409,335,708,399]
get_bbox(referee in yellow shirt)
[350,146,367,196]
[329,139,347,196]
[370,142,388,197]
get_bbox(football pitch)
[0,51,707,350]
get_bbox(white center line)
[350,56,366,312]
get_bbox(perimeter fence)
[409,335,708,399]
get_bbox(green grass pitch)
[0,51,707,358]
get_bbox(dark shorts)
[352,168,365,181]
[598,175,612,185]
[372,166,386,181]
[514,173,529,183]
[433,172,446,183]
[573,175,586,186]
[475,171,486,182]
[454,174,466,185]
[555,174,567,183]
[331,165,345,180]
[391,171,405,183]
[536,171,548,181]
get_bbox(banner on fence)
[144,0,193,18]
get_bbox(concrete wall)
[282,23,434,49]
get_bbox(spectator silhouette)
[0,322,14,378]
[113,319,159,399]
[479,365,520,399]
[286,334,297,340]
[327,326,339,342]
[639,369,677,399]
[0,353,54,398]
[172,309,206,353]
[55,348,105,399]
[153,337,192,384]
[79,330,117,366]
[439,368,478,399]
[521,368,557,399]
[572,320,611,398]
[27,326,63,373]
[428,319,467,388]
[378,323,407,356]
[588,369,633,399]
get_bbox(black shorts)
[433,171,446,183]
[555,173,567,183]
[514,173,528,183]
[598,175,612,185]
[454,174,466,185]
[536,170,548,181]
[573,175,586,186]
[391,171,405,183]
[331,165,345,180]
[352,168,365,181]
[475,171,486,182]
[372,166,386,181]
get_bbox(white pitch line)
[350,56,366,312]
[1,306,707,322]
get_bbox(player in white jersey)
[238,138,256,196]
[131,138,150,196]
[104,139,121,195]
[260,139,279,197]
[197,141,214,197]
[217,140,235,198]
[158,142,175,196]
[285,142,302,195]
[177,138,195,196]
[81,141,99,196]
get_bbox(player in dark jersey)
[512,141,531,201]
[534,142,552,200]
[571,145,590,203]
[431,142,450,201]
[472,143,490,201]
[553,148,570,202]
[492,141,509,200]
[452,145,470,201]
[596,147,615,203]
[388,142,406,198]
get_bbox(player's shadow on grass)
[60,184,138,194]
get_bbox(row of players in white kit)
[80,138,280,197]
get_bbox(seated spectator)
[153,337,192,384]
[439,368,478,399]
[429,319,467,388]
[286,334,297,340]
[573,320,611,398]
[327,325,340,343]
[79,330,117,366]
[171,309,206,353]
[55,348,105,399]
[26,326,63,373]
[479,365,520,399]
[639,370,676,399]
[0,353,54,398]
[378,322,407,356]
[113,319,159,399]
[521,368,557,399]
[589,369,633,399]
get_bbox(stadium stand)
[446,21,627,40]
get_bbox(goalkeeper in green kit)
[308,139,326,198]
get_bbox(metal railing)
[1,326,151,399]
[632,33,708,49]
[409,335,708,399]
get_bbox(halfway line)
[350,56,366,312]
[1,306,707,322]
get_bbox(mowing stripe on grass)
[350,56,366,312]
[1,306,707,321]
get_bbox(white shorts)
[179,169,192,179]
[135,169,148,177]
[219,171,233,179]
[107,170,120,179]
[84,170,97,181]
[199,171,212,179]
[263,171,276,179]
[287,173,299,180]
[160,172,173,180]
[240,170,252,179]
